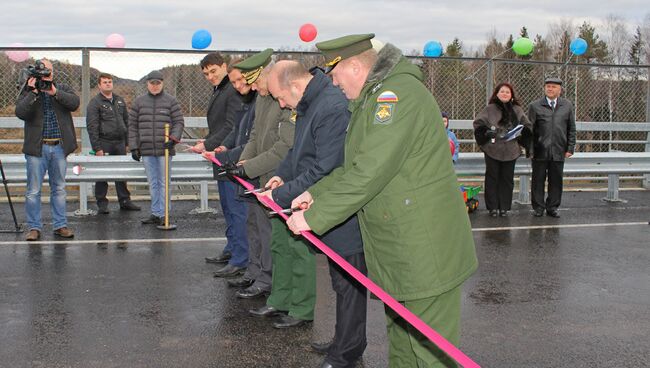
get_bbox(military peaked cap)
[234,48,274,84]
[316,33,375,73]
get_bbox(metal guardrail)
[2,152,649,216]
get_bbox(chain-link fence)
[1,47,649,153]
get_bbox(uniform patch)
[290,111,297,123]
[377,91,399,103]
[374,103,394,124]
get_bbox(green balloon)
[512,37,534,56]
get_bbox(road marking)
[472,222,649,232]
[0,237,227,246]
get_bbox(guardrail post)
[80,48,92,155]
[516,174,531,204]
[74,182,96,216]
[189,180,217,214]
[603,174,625,202]
[644,67,650,189]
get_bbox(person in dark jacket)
[528,77,576,218]
[128,70,184,225]
[193,53,246,265]
[222,50,295,299]
[209,61,257,278]
[474,82,532,217]
[86,73,140,214]
[15,58,79,241]
[254,60,367,368]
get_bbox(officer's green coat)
[239,95,294,185]
[305,44,478,301]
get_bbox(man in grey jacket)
[528,77,576,218]
[86,72,140,214]
[128,70,185,225]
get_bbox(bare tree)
[642,12,650,64]
[546,18,577,62]
[604,14,630,65]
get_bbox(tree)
[532,34,553,61]
[628,27,643,79]
[445,38,463,57]
[577,21,609,63]
[604,14,630,65]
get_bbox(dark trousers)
[326,253,368,368]
[95,139,131,205]
[217,181,249,268]
[531,159,565,212]
[243,202,272,290]
[483,154,516,211]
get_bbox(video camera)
[17,60,53,91]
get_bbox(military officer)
[286,34,478,367]
[224,49,295,298]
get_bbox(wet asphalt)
[0,190,648,368]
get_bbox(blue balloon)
[570,38,588,56]
[192,29,212,49]
[423,41,443,58]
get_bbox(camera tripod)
[0,159,23,233]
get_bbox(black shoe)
[533,209,544,217]
[489,209,498,217]
[213,264,246,278]
[273,315,312,329]
[318,361,334,368]
[310,341,332,355]
[546,209,560,218]
[227,277,254,288]
[249,305,287,318]
[120,201,141,211]
[499,210,509,217]
[141,215,163,225]
[236,285,269,299]
[97,203,109,214]
[205,252,232,264]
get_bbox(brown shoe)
[53,227,74,238]
[25,229,41,241]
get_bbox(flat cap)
[235,48,274,84]
[544,77,563,86]
[146,70,164,81]
[316,33,375,73]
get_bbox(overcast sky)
[1,1,647,79]
[1,1,647,51]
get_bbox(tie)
[550,100,555,110]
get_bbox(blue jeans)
[25,144,68,231]
[217,180,249,268]
[142,156,171,217]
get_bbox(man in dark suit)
[528,77,576,218]
[191,53,245,264]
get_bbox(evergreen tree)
[577,21,609,63]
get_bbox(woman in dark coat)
[473,82,532,217]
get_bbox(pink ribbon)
[202,152,480,368]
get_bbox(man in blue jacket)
[253,61,367,368]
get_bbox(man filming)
[15,58,79,241]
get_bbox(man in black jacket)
[15,58,79,241]
[528,77,576,218]
[254,61,367,368]
[86,73,140,214]
[192,53,246,265]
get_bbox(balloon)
[423,41,443,58]
[5,43,30,63]
[449,139,456,156]
[570,38,588,56]
[192,29,212,49]
[105,33,126,48]
[72,164,83,176]
[512,37,534,56]
[299,23,318,42]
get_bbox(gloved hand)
[486,126,497,140]
[163,140,176,150]
[131,149,141,162]
[226,164,248,179]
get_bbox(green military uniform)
[305,34,478,367]
[233,50,295,292]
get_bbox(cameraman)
[15,58,79,241]
[86,73,140,214]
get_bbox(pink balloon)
[5,43,30,63]
[299,23,318,42]
[105,33,126,48]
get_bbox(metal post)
[516,174,531,204]
[74,182,95,216]
[485,60,494,106]
[81,48,92,155]
[644,67,650,188]
[190,180,218,214]
[603,174,625,203]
